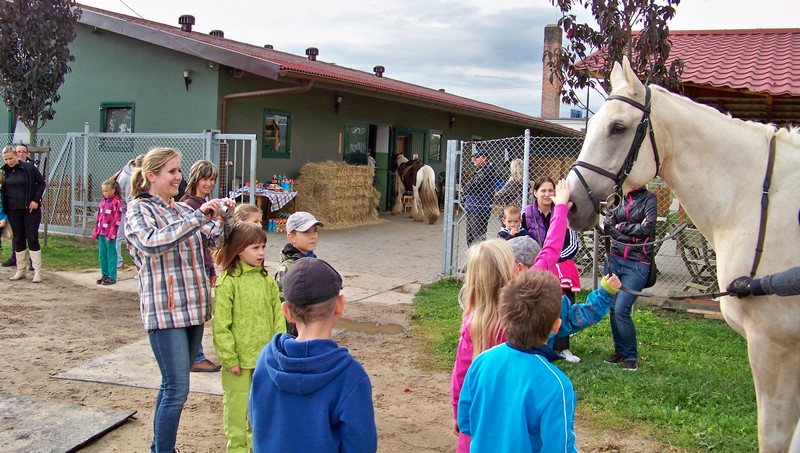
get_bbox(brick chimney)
[541,24,562,119]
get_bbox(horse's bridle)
[570,85,661,214]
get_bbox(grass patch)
[0,233,136,271]
[411,281,757,451]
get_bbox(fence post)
[82,124,90,234]
[441,140,460,276]
[522,129,530,209]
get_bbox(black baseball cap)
[283,258,343,307]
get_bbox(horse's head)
[390,153,408,173]
[567,56,661,231]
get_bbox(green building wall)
[34,24,218,135]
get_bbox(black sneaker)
[1,257,15,267]
[101,277,117,285]
[623,360,639,371]
[96,276,107,284]
[605,352,625,364]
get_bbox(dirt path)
[0,268,678,452]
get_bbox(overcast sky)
[82,0,794,118]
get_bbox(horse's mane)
[648,85,793,142]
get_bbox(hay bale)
[294,161,381,229]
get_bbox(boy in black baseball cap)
[249,258,377,453]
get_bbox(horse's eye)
[610,122,625,135]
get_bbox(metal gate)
[441,130,585,276]
[43,130,255,236]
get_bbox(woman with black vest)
[1,146,46,282]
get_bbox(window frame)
[262,109,292,159]
[99,102,135,152]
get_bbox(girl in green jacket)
[213,222,286,453]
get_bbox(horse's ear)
[621,56,645,101]
[610,60,626,93]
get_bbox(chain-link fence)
[0,132,262,237]
[442,132,718,297]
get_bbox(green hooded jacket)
[213,263,286,370]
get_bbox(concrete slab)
[0,392,136,453]
[55,333,223,396]
[358,290,416,306]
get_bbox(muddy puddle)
[336,318,405,335]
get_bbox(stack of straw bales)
[294,161,380,228]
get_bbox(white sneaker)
[560,349,581,363]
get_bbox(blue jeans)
[148,325,204,453]
[606,255,649,361]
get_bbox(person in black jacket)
[603,186,657,371]
[462,149,495,246]
[1,146,46,282]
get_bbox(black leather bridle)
[570,85,661,214]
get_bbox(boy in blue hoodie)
[249,258,378,453]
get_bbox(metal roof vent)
[305,47,319,61]
[373,65,385,77]
[178,15,195,32]
[438,88,446,92]
[264,44,274,49]
[209,30,224,38]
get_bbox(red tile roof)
[667,29,800,97]
[78,4,580,136]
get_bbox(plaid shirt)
[126,195,231,330]
[92,196,122,241]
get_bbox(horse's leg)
[411,180,423,222]
[747,326,800,452]
[391,175,403,215]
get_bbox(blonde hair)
[502,204,521,219]
[130,147,181,196]
[234,204,262,223]
[215,222,268,276]
[508,158,524,183]
[2,145,15,155]
[463,238,515,357]
[185,160,218,199]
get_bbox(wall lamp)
[183,69,192,91]
[449,115,456,129]
[334,95,343,114]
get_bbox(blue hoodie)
[249,333,377,453]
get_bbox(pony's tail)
[419,166,440,225]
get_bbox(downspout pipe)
[221,79,314,132]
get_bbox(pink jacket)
[92,196,122,241]
[450,202,569,453]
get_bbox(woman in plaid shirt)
[125,147,234,453]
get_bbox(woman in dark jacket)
[604,186,657,371]
[1,146,46,282]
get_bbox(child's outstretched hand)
[228,365,241,376]
[604,273,621,290]
[552,179,573,208]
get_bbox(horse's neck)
[653,89,774,245]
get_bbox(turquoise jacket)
[213,263,286,370]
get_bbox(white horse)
[390,154,440,224]
[567,57,800,452]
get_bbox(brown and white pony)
[567,57,800,452]
[390,154,440,224]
